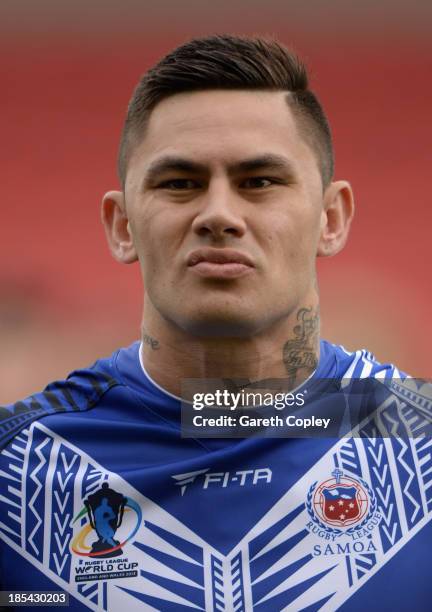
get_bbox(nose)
[191,183,247,239]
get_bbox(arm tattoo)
[283,307,319,384]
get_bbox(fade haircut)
[118,35,334,188]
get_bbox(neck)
[140,300,320,399]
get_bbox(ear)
[101,190,138,264]
[317,180,355,257]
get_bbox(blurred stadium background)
[1,0,430,403]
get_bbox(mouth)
[186,248,255,279]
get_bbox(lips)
[187,248,254,268]
[186,248,255,279]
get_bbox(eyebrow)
[142,153,296,186]
[233,154,295,174]
[144,156,207,181]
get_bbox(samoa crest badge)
[306,469,380,540]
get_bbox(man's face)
[124,90,326,337]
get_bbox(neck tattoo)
[282,306,319,385]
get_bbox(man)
[0,35,430,611]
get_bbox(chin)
[178,312,261,339]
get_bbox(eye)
[158,179,199,190]
[241,177,276,189]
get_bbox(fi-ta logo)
[171,467,272,495]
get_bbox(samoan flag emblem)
[322,485,360,525]
[311,471,369,528]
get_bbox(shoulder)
[322,339,432,434]
[0,344,134,451]
[321,339,407,380]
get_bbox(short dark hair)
[118,35,334,188]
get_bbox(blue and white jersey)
[0,340,431,611]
